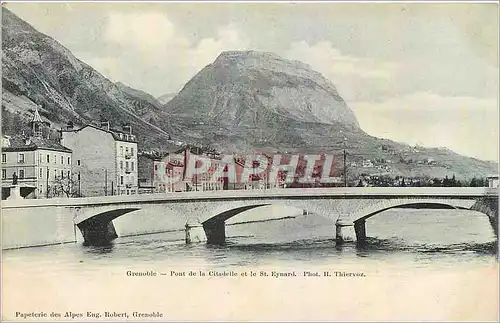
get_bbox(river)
[2,207,498,321]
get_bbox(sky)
[4,2,499,162]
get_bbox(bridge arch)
[197,199,337,225]
[75,207,140,246]
[346,198,478,224]
[335,198,482,245]
[74,207,141,225]
[194,200,338,244]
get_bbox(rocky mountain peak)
[166,50,360,128]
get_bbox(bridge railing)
[1,186,495,209]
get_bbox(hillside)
[1,8,174,150]
[1,9,497,181]
[163,51,497,180]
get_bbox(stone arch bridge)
[2,187,498,247]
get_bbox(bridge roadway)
[2,187,498,247]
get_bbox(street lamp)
[340,130,347,187]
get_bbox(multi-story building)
[137,148,291,193]
[160,153,186,192]
[137,153,157,194]
[1,107,72,199]
[137,151,186,193]
[60,122,138,197]
[487,175,499,188]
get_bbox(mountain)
[1,8,175,150]
[157,92,178,105]
[164,51,359,140]
[163,50,497,180]
[1,9,496,181]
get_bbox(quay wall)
[1,205,190,250]
[2,206,78,249]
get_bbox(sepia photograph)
[1,1,499,321]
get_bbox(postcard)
[1,1,498,322]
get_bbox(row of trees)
[355,174,489,188]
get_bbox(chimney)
[100,121,110,131]
[123,124,132,135]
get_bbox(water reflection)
[83,244,116,255]
[2,209,497,271]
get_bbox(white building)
[60,122,138,196]
[1,107,72,199]
[487,175,499,188]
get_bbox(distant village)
[1,107,497,200]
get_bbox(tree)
[469,177,478,187]
[53,175,80,197]
[400,178,406,187]
[450,174,457,187]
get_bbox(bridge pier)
[203,221,226,245]
[471,197,499,236]
[185,220,207,243]
[354,220,367,244]
[335,222,356,245]
[77,220,118,246]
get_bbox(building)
[138,151,186,193]
[1,107,72,199]
[60,122,138,197]
[161,153,186,192]
[137,148,294,193]
[487,175,499,188]
[137,153,157,194]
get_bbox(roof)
[60,124,137,143]
[31,106,43,123]
[138,153,161,161]
[1,135,72,153]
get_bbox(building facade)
[137,153,156,194]
[1,107,72,199]
[60,123,138,197]
[487,175,499,188]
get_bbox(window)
[126,147,129,154]
[54,155,57,164]
[39,168,43,178]
[47,154,50,163]
[126,161,129,169]
[39,153,42,163]
[54,170,57,179]
[61,170,64,178]
[120,176,124,185]
[120,161,123,170]
[19,169,24,179]
[78,173,80,181]
[154,165,158,171]
[2,169,6,179]
[39,184,43,194]
[77,160,81,166]
[120,146,123,156]
[18,153,25,163]
[67,171,70,178]
[131,162,134,171]
[131,148,134,155]
[2,154,6,163]
[67,157,71,164]
[61,156,64,164]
